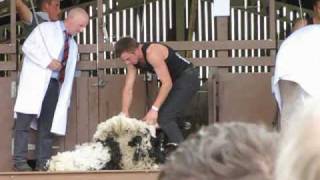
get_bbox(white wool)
[48,115,159,171]
[93,115,151,141]
[93,115,158,170]
[48,142,110,171]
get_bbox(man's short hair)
[115,37,139,57]
[36,0,56,9]
[159,122,279,180]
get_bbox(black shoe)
[164,143,179,157]
[35,161,48,171]
[35,164,48,171]
[14,162,32,171]
[35,165,48,171]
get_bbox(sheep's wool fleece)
[48,115,160,171]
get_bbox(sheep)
[47,114,163,171]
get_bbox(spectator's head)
[64,8,89,35]
[37,0,61,21]
[115,37,140,65]
[276,100,320,180]
[313,0,320,19]
[159,122,279,180]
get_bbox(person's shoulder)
[37,20,61,29]
[297,24,320,35]
[147,43,167,53]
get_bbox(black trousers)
[13,78,59,166]
[158,68,200,144]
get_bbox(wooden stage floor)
[0,170,160,180]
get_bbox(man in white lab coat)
[13,7,89,171]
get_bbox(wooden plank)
[217,73,277,127]
[0,45,15,53]
[64,81,78,151]
[10,0,16,45]
[0,170,159,180]
[186,0,198,58]
[175,0,185,41]
[0,61,16,71]
[76,77,90,144]
[130,76,148,119]
[88,77,99,138]
[96,57,275,69]
[115,0,158,11]
[98,75,148,121]
[190,57,276,66]
[98,76,112,122]
[207,76,215,124]
[0,78,14,171]
[84,40,277,53]
[78,44,106,53]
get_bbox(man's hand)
[119,112,129,117]
[47,59,62,71]
[143,109,158,125]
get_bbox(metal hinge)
[92,79,106,87]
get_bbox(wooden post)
[175,0,185,41]
[186,0,198,58]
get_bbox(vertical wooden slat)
[88,78,99,138]
[64,82,78,151]
[175,0,185,41]
[269,0,277,53]
[207,76,214,124]
[98,76,110,122]
[10,0,17,77]
[10,0,16,45]
[76,78,90,144]
[0,78,14,171]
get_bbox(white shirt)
[272,25,320,109]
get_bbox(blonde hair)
[160,122,279,180]
[276,99,320,180]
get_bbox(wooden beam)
[83,56,276,69]
[0,44,16,53]
[78,40,276,54]
[0,61,16,71]
[114,0,158,11]
[164,40,277,50]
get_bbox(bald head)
[64,8,89,35]
[67,8,89,20]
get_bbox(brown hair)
[115,37,139,57]
[37,0,56,9]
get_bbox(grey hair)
[276,99,320,180]
[159,122,279,180]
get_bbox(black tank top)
[134,43,192,82]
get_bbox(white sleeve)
[22,24,52,69]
